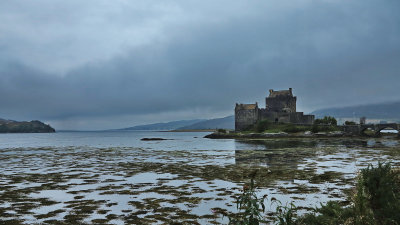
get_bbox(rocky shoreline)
[204,131,365,139]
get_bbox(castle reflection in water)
[233,138,397,169]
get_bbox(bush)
[252,121,310,133]
[311,124,338,133]
[299,162,400,225]
[300,201,353,225]
[311,124,319,133]
[345,121,357,125]
[217,129,227,133]
[273,201,297,225]
[222,163,400,225]
[255,120,271,133]
[282,124,309,133]
[228,172,267,225]
[315,116,337,126]
[355,162,400,224]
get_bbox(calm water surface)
[0,131,399,224]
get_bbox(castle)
[235,88,315,131]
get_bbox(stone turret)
[265,88,296,113]
[235,103,259,131]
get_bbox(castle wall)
[235,108,259,131]
[289,112,314,124]
[265,96,296,113]
[258,111,314,125]
[258,109,276,122]
[299,115,315,124]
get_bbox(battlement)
[268,88,293,97]
[266,88,296,113]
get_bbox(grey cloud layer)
[0,0,399,129]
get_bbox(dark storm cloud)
[0,0,399,129]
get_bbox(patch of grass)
[311,124,340,133]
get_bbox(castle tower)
[234,103,259,131]
[265,88,296,113]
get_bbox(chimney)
[289,88,292,93]
[269,89,273,94]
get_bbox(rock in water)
[140,138,170,141]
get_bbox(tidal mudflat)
[1,136,399,224]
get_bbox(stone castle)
[235,88,315,131]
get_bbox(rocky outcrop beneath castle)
[0,119,55,133]
[204,131,353,139]
[205,132,290,139]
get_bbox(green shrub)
[298,162,400,225]
[355,162,400,224]
[282,125,309,133]
[345,121,357,125]
[311,124,319,133]
[315,116,337,126]
[217,129,227,133]
[311,124,339,133]
[253,121,311,133]
[222,163,400,225]
[273,201,297,225]
[255,120,271,133]
[299,201,353,225]
[228,172,267,225]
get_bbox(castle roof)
[236,103,258,110]
[268,88,293,98]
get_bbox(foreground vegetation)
[227,162,400,225]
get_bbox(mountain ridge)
[312,101,400,120]
[176,116,234,130]
[114,119,206,131]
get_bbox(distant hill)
[177,116,234,130]
[116,119,206,131]
[312,101,400,120]
[0,119,55,133]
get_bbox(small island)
[206,88,399,139]
[0,119,55,133]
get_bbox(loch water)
[0,131,399,224]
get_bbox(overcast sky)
[0,0,399,130]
